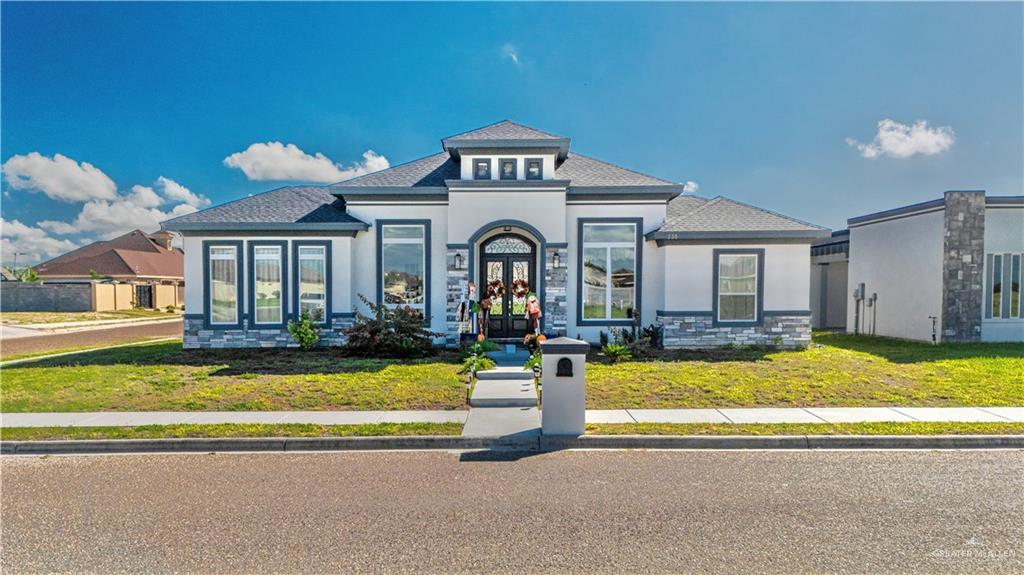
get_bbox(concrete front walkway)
[586,406,1024,424]
[1,411,469,428]
[4,407,1021,429]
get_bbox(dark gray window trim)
[525,157,543,180]
[712,248,765,328]
[985,253,994,319]
[656,310,713,317]
[247,240,289,328]
[466,219,548,332]
[202,240,244,330]
[473,158,492,180]
[499,158,517,180]
[1002,253,1013,319]
[292,240,332,326]
[576,217,644,327]
[376,219,432,323]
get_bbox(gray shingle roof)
[442,120,565,142]
[555,153,678,187]
[161,186,368,231]
[652,196,829,239]
[331,152,457,188]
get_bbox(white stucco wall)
[982,204,1024,342]
[564,203,667,341]
[662,243,812,315]
[182,234,353,318]
[460,154,556,181]
[846,210,945,341]
[447,191,567,244]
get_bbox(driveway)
[2,450,1022,574]
[0,319,182,358]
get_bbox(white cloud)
[1,152,117,202]
[156,176,210,208]
[1,218,79,266]
[682,181,699,193]
[223,142,389,183]
[847,119,955,159]
[37,220,78,235]
[128,185,164,208]
[502,43,521,66]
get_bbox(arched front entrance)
[480,234,536,339]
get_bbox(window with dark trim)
[987,252,1023,319]
[248,241,287,327]
[203,240,243,329]
[292,241,331,325]
[473,159,491,180]
[381,224,426,310]
[499,158,517,180]
[576,218,643,326]
[712,248,764,326]
[525,158,543,180]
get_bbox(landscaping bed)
[0,422,462,441]
[586,422,1024,436]
[586,332,1024,409]
[1,341,467,412]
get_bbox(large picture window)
[987,253,1023,319]
[381,224,426,309]
[249,243,286,326]
[717,254,759,322]
[580,221,638,322]
[205,242,241,327]
[294,243,328,323]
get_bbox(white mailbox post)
[539,337,589,436]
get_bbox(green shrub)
[343,294,439,358]
[601,343,633,364]
[523,352,542,373]
[460,353,495,376]
[287,310,322,350]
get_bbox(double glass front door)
[480,235,536,339]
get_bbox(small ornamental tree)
[287,310,321,350]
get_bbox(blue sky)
[2,2,1021,264]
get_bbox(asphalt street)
[0,320,181,358]
[2,449,1022,574]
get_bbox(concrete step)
[470,379,538,407]
[477,368,533,381]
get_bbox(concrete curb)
[3,434,1024,455]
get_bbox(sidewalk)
[3,407,1021,428]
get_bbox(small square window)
[525,159,542,180]
[500,159,516,180]
[474,159,491,180]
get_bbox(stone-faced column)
[544,245,568,336]
[941,191,985,342]
[445,247,470,347]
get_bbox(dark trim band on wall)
[763,310,812,317]
[466,219,548,333]
[712,248,765,328]
[202,240,244,330]
[247,240,289,328]
[655,310,713,317]
[292,240,332,327]
[375,219,432,323]
[576,217,644,327]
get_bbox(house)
[162,120,829,349]
[33,229,184,309]
[809,230,849,330]
[846,191,1023,343]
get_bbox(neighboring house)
[162,120,829,349]
[33,229,184,309]
[847,191,1023,343]
[0,267,17,282]
[809,230,849,330]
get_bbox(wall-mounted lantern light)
[454,253,464,270]
[552,252,561,268]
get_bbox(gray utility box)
[539,337,589,436]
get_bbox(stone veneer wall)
[183,315,355,349]
[544,246,568,337]
[941,191,985,343]
[657,313,812,348]
[445,247,471,347]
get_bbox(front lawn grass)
[1,341,467,412]
[1,336,175,363]
[1,309,174,325]
[587,331,1024,409]
[0,422,462,441]
[587,422,1024,436]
